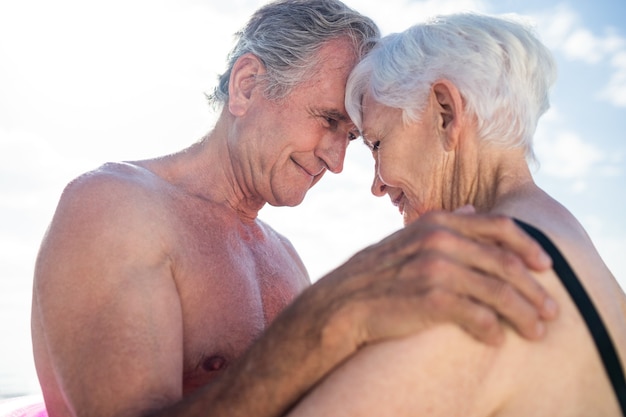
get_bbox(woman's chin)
[402,210,419,226]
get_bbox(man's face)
[238,38,359,207]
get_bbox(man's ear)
[431,79,464,152]
[228,53,265,116]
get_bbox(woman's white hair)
[346,12,557,161]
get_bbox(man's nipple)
[202,355,227,372]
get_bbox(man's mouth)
[293,159,324,178]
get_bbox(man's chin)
[268,192,307,208]
[310,172,326,189]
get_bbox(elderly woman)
[288,13,626,417]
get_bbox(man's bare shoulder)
[56,161,198,228]
[42,161,178,263]
[61,161,169,206]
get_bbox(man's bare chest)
[169,214,309,393]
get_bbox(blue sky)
[0,0,624,398]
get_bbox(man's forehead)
[321,108,351,123]
[323,108,360,132]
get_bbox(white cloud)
[562,28,605,64]
[535,4,578,48]
[559,26,623,64]
[533,4,626,107]
[535,130,605,184]
[598,51,626,107]
[343,0,487,34]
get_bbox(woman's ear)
[228,53,264,116]
[431,79,464,152]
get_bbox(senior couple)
[30,0,625,416]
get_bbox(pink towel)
[0,396,47,417]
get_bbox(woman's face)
[360,93,447,225]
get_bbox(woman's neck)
[446,139,535,214]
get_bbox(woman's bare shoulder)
[289,193,624,417]
[287,324,516,417]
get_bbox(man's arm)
[151,211,557,417]
[33,173,185,417]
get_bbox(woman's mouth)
[392,192,405,214]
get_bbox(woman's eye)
[363,140,380,152]
[348,131,358,141]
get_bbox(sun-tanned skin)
[31,34,556,417]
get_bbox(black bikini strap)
[514,219,626,415]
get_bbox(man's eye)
[325,117,338,130]
[348,131,358,141]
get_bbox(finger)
[437,263,546,339]
[357,287,504,347]
[396,251,546,340]
[467,237,558,321]
[416,288,505,345]
[445,295,505,346]
[422,211,553,272]
[408,230,558,322]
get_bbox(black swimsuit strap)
[514,219,626,415]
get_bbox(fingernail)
[539,251,552,267]
[543,298,558,318]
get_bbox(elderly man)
[31,2,556,417]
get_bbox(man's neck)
[137,123,267,222]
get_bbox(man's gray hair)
[207,0,380,107]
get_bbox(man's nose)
[316,133,348,174]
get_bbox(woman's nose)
[371,172,386,197]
